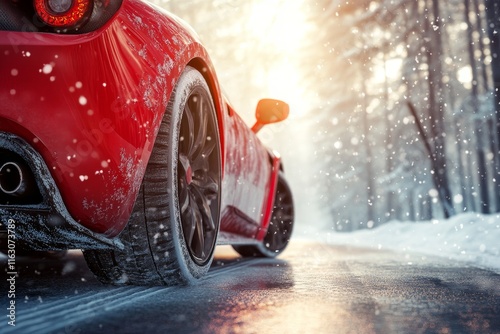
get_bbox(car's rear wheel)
[83,66,221,285]
[233,173,294,258]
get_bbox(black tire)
[233,173,294,258]
[83,66,222,285]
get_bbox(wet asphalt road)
[1,240,500,334]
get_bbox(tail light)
[34,0,93,30]
[0,0,121,34]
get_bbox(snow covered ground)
[319,212,500,273]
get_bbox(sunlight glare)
[372,58,403,84]
[247,1,306,52]
[457,65,472,89]
[264,61,312,118]
[247,0,311,117]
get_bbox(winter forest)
[150,0,500,233]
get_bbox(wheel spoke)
[184,103,195,154]
[179,153,190,172]
[201,136,216,159]
[178,84,221,265]
[192,138,215,172]
[192,203,205,258]
[182,203,196,246]
[192,175,218,199]
[179,179,190,212]
[191,119,208,158]
[192,185,216,231]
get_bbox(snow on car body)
[0,0,294,285]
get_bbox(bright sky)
[244,0,314,118]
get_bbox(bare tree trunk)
[361,77,376,226]
[465,0,491,212]
[421,0,456,218]
[442,0,467,212]
[407,101,455,217]
[473,0,491,91]
[383,50,395,222]
[488,118,499,210]
[465,136,479,211]
[478,0,500,211]
[408,191,416,221]
[484,0,500,212]
[454,116,474,211]
[419,194,433,220]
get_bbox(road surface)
[1,240,499,333]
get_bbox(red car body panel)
[220,105,272,240]
[0,0,279,246]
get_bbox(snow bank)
[324,212,500,273]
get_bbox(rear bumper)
[0,0,222,242]
[0,132,122,250]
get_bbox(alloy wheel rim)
[177,87,220,265]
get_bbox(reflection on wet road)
[1,241,500,333]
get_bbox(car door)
[220,104,271,239]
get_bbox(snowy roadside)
[323,212,500,274]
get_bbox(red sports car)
[0,0,294,285]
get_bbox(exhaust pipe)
[0,162,28,196]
